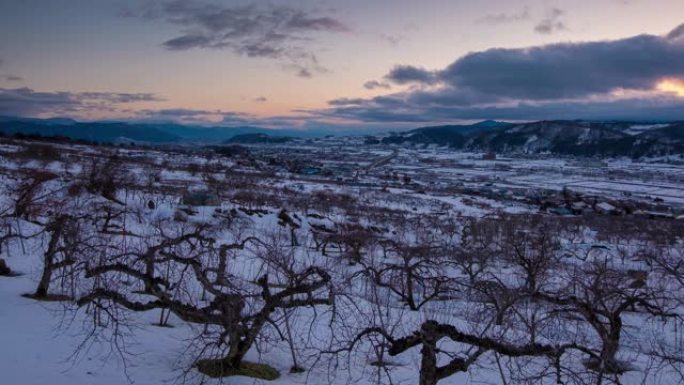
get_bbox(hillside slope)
[373,120,684,157]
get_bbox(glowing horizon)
[1,0,684,128]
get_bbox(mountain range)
[0,116,305,144]
[376,120,684,157]
[1,116,682,158]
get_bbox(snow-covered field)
[1,137,683,385]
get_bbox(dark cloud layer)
[440,34,684,100]
[669,23,684,40]
[320,24,684,123]
[0,88,162,117]
[320,94,684,123]
[125,1,349,77]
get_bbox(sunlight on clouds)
[657,78,684,97]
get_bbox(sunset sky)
[1,0,684,130]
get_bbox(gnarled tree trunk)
[35,215,68,297]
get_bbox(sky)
[0,0,683,131]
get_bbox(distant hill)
[0,120,180,143]
[0,116,78,125]
[147,124,294,142]
[369,120,684,158]
[0,117,307,144]
[465,120,684,157]
[3,116,683,157]
[381,120,512,147]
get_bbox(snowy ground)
[1,138,683,385]
[0,227,489,385]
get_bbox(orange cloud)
[657,78,684,97]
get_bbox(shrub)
[196,360,280,380]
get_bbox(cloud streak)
[363,80,391,90]
[125,1,350,77]
[0,59,22,83]
[476,8,530,25]
[385,65,438,85]
[1,75,23,82]
[131,107,309,128]
[0,88,162,117]
[534,8,567,34]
